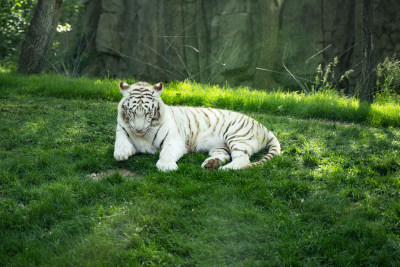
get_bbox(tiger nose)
[136,105,145,115]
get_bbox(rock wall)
[80,0,400,90]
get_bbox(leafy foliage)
[45,0,86,76]
[313,57,354,92]
[58,0,83,27]
[376,54,400,100]
[0,0,37,64]
[0,0,84,68]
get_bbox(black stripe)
[222,121,233,138]
[120,123,132,139]
[185,109,192,136]
[209,108,220,132]
[226,116,245,138]
[159,130,170,148]
[200,109,211,128]
[216,111,226,135]
[220,147,230,154]
[189,108,200,130]
[141,93,154,97]
[267,136,277,144]
[152,124,163,144]
[268,148,278,154]
[190,109,200,142]
[169,107,178,126]
[227,137,247,147]
[226,120,252,142]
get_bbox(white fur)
[114,82,280,171]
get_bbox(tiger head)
[118,81,163,136]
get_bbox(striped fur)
[114,81,281,171]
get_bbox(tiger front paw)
[156,160,178,172]
[114,143,135,161]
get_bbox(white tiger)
[114,81,281,172]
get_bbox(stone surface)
[80,0,400,90]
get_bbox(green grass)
[1,72,400,265]
[1,71,400,127]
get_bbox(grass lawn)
[1,73,400,265]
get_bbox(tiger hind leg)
[202,147,230,170]
[219,149,250,170]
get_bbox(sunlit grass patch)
[369,102,400,127]
[1,72,400,127]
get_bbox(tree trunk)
[360,0,374,103]
[18,0,63,74]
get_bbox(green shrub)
[0,0,36,65]
[312,57,353,92]
[376,55,400,101]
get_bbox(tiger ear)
[119,82,130,96]
[153,82,163,95]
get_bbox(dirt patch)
[89,169,141,181]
